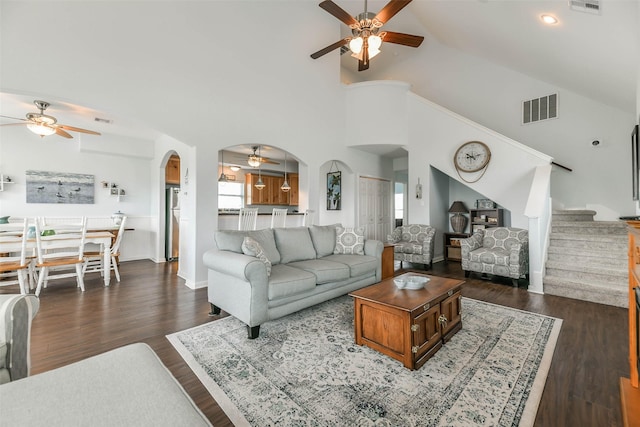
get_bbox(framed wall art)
[26,170,95,204]
[327,171,341,210]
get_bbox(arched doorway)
[165,153,181,261]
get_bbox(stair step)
[543,275,628,308]
[551,221,628,235]
[547,245,625,260]
[546,251,627,269]
[545,264,627,286]
[549,235,627,251]
[552,210,597,222]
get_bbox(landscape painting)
[26,170,95,204]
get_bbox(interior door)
[358,176,392,241]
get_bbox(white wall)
[365,34,636,219]
[0,126,155,261]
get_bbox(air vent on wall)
[523,93,558,124]
[569,0,601,15]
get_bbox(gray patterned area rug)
[167,296,562,427]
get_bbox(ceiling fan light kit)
[310,0,424,71]
[0,99,101,139]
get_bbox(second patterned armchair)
[460,227,529,287]
[387,224,436,269]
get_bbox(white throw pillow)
[241,236,272,276]
[334,227,365,255]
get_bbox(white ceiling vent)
[522,94,558,125]
[569,0,601,15]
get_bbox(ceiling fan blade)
[319,0,358,27]
[261,158,280,165]
[57,124,102,135]
[311,38,350,59]
[382,31,424,48]
[374,0,412,24]
[55,128,73,138]
[0,115,29,122]
[0,122,30,127]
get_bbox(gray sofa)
[203,225,383,338]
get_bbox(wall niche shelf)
[470,208,504,232]
[0,174,15,192]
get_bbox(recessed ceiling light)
[541,14,558,25]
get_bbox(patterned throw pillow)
[241,236,272,276]
[334,227,365,255]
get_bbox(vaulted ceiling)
[1,0,637,147]
[339,0,637,112]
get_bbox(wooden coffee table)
[349,273,464,370]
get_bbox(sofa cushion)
[321,254,378,278]
[241,237,272,276]
[309,224,340,258]
[214,229,280,265]
[268,264,317,300]
[214,230,247,253]
[274,227,317,264]
[334,227,365,255]
[470,248,510,266]
[287,259,350,284]
[394,242,424,255]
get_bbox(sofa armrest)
[461,232,483,251]
[364,239,384,281]
[509,240,529,266]
[364,239,383,258]
[0,294,39,384]
[203,248,267,282]
[387,228,401,244]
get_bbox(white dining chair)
[238,208,259,231]
[270,208,288,228]
[0,218,30,295]
[83,216,127,282]
[34,216,87,296]
[303,209,315,227]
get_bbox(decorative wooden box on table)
[622,221,640,427]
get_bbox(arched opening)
[217,145,303,230]
[164,152,181,262]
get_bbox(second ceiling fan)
[310,0,424,71]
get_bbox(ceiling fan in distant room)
[0,100,101,139]
[310,0,424,71]
[247,145,280,168]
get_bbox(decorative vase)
[450,213,467,233]
[112,211,124,226]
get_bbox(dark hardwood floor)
[1,259,628,426]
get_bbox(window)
[218,182,244,210]
[394,182,404,220]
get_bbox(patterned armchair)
[387,224,436,269]
[460,227,529,287]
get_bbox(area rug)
[167,296,562,427]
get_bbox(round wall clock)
[453,141,491,183]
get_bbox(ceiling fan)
[0,100,101,139]
[310,0,424,71]
[247,145,280,167]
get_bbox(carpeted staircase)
[543,210,628,308]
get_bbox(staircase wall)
[345,81,553,293]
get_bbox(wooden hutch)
[622,222,640,426]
